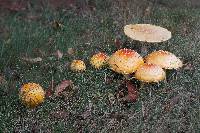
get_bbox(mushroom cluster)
[19,23,184,109]
[121,23,182,84]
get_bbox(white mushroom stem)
[141,42,148,56]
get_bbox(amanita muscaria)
[108,48,144,75]
[124,24,172,56]
[124,24,171,43]
[145,50,183,69]
[135,63,166,83]
[70,59,86,72]
[90,52,109,69]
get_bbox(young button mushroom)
[124,24,171,56]
[108,48,144,75]
[135,63,166,83]
[90,52,109,69]
[70,60,86,72]
[19,83,45,108]
[145,50,183,69]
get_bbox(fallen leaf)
[46,89,53,98]
[119,80,138,103]
[21,57,42,63]
[183,63,194,71]
[67,48,75,55]
[54,50,63,59]
[114,37,122,49]
[54,80,72,96]
[164,95,180,112]
[46,79,54,98]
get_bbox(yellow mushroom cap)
[145,50,183,69]
[19,83,45,108]
[135,63,166,83]
[124,24,171,43]
[70,60,86,72]
[90,52,109,69]
[108,48,144,74]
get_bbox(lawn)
[0,0,200,132]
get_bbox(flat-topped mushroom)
[124,24,172,56]
[124,24,171,43]
[108,48,144,75]
[145,50,183,69]
[135,63,166,83]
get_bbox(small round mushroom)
[145,50,183,69]
[124,24,171,43]
[90,52,109,69]
[70,60,86,72]
[19,83,45,108]
[108,48,144,75]
[135,63,166,83]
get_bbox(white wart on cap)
[108,48,144,74]
[135,63,166,83]
[145,50,183,69]
[124,24,171,43]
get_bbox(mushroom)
[135,63,166,83]
[124,24,171,56]
[145,50,183,81]
[108,48,144,75]
[90,52,109,69]
[19,83,45,108]
[145,50,183,69]
[70,59,86,72]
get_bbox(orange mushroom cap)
[108,48,144,74]
[90,52,109,69]
[70,60,86,72]
[145,50,183,69]
[124,24,171,43]
[19,83,45,108]
[135,63,166,83]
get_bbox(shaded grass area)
[0,1,200,132]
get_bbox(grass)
[0,0,200,132]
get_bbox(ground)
[0,0,199,132]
